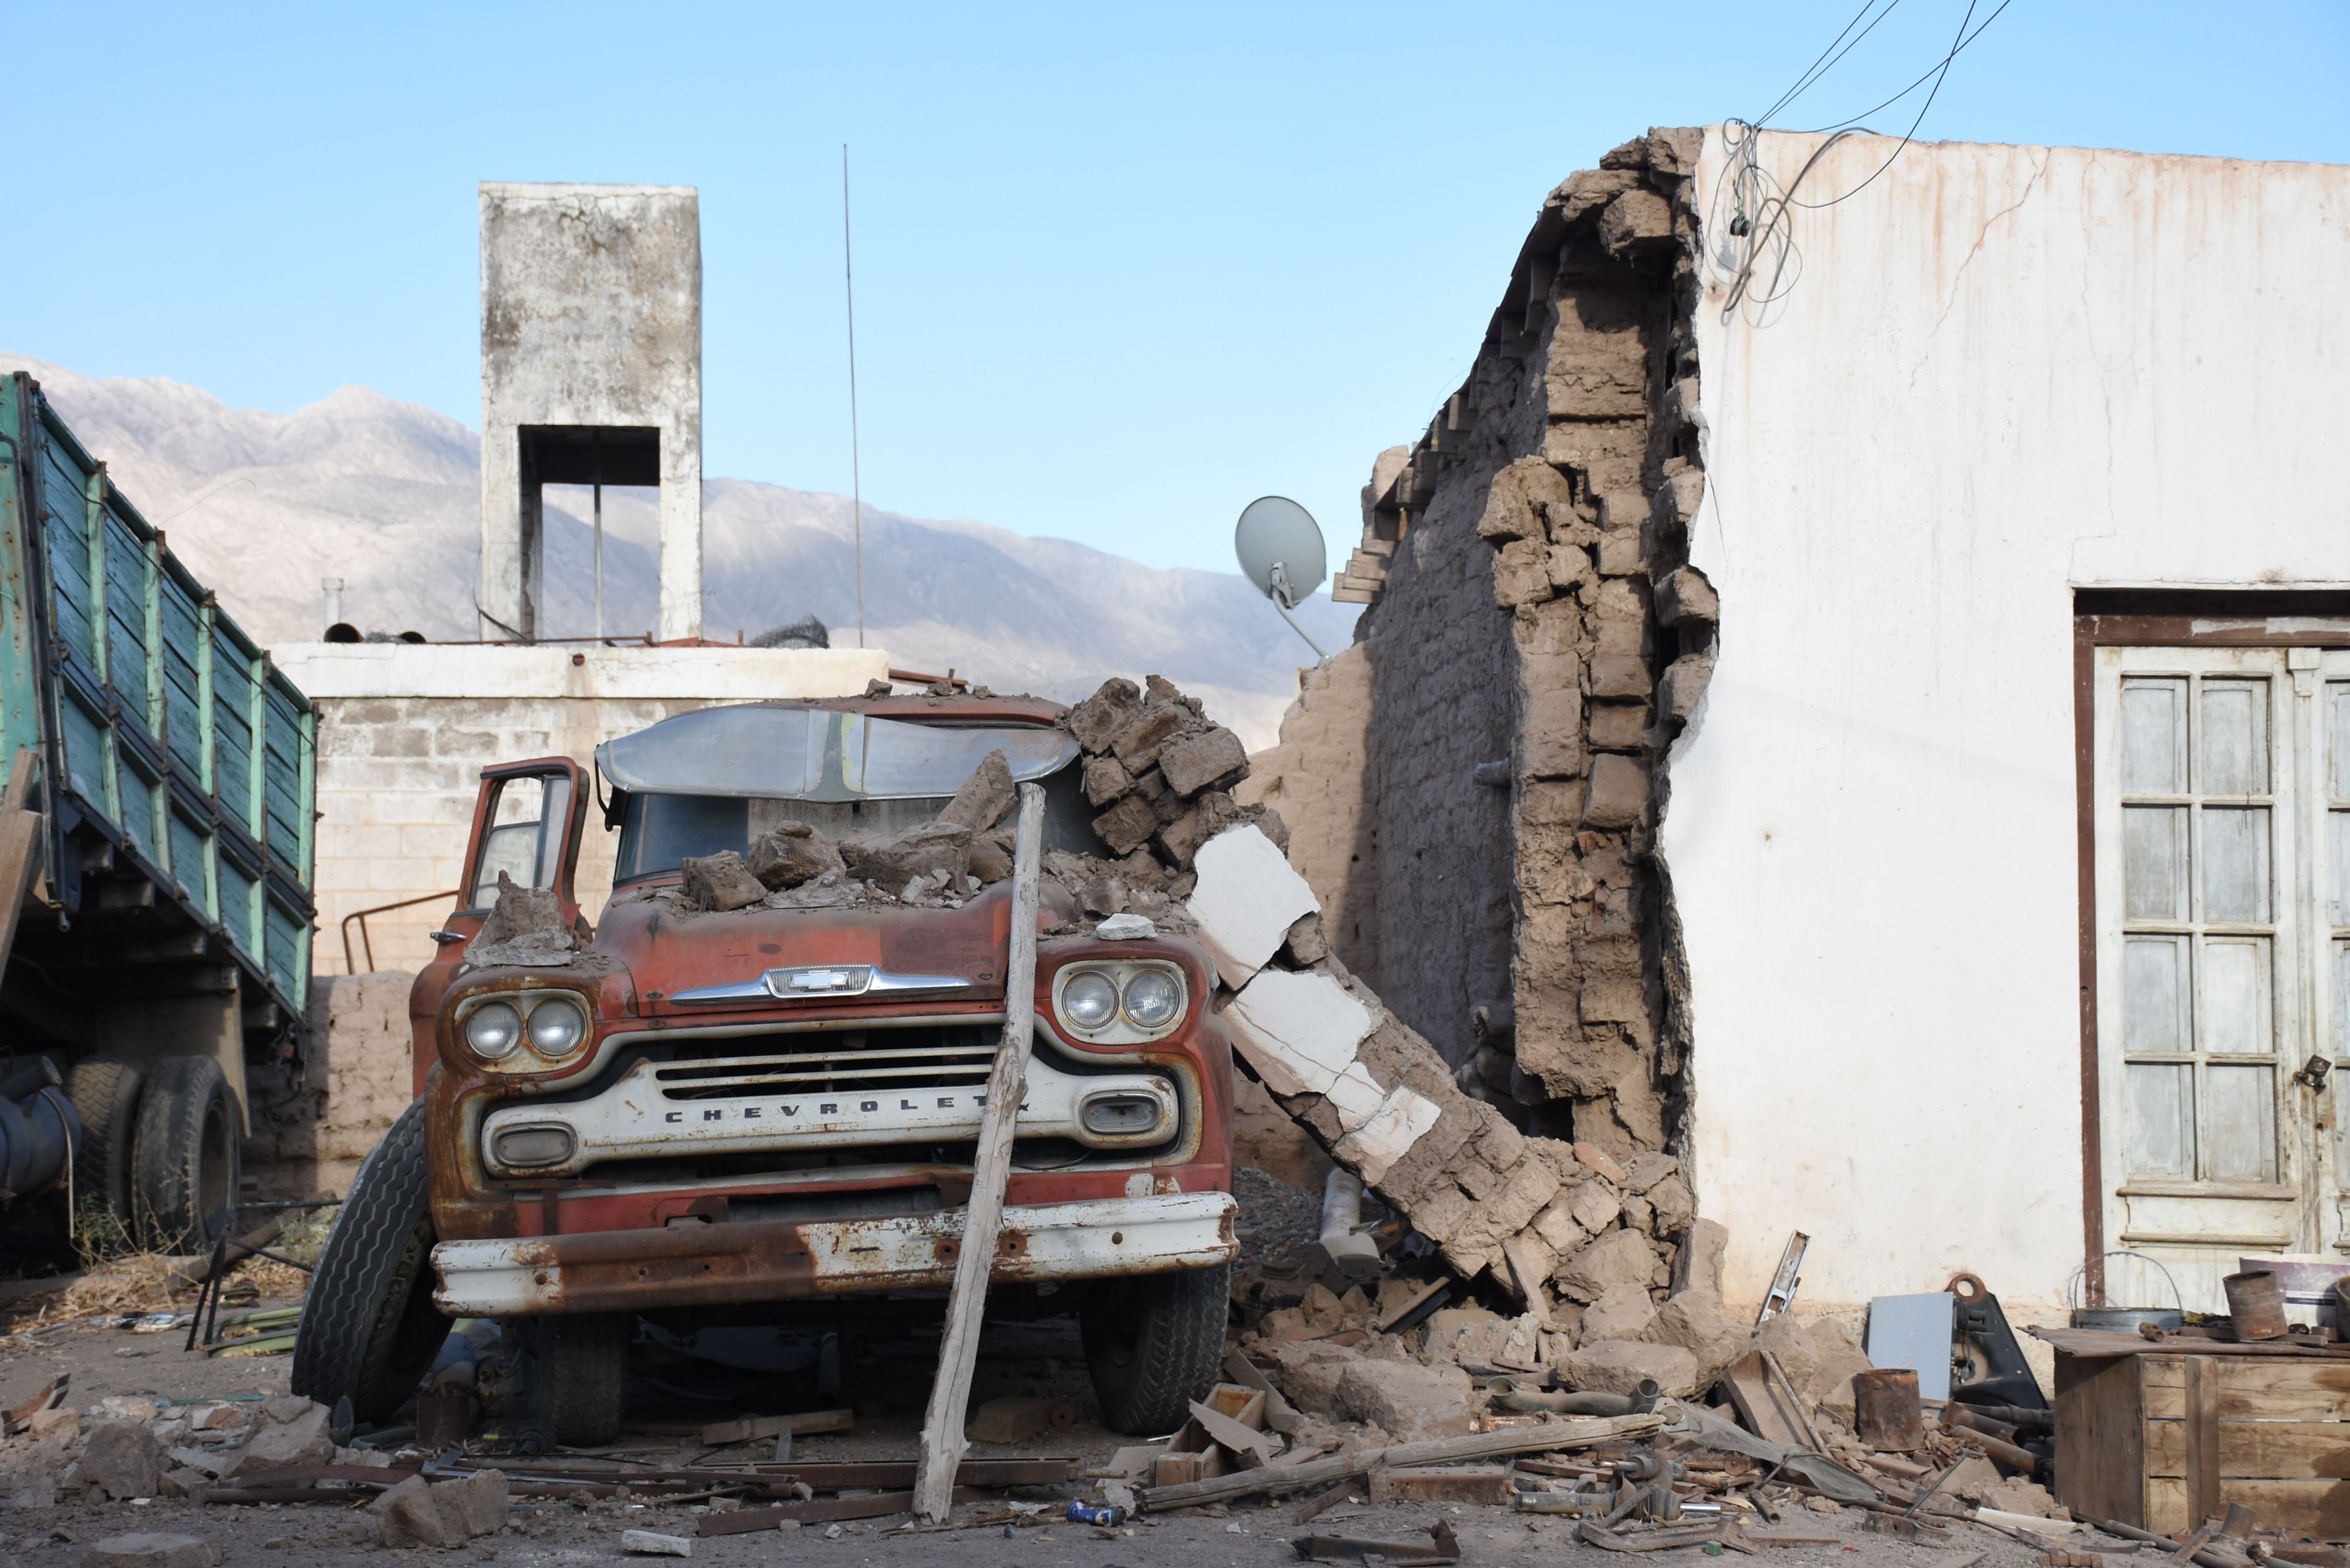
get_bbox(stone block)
[1161,727,1248,799]
[80,1537,220,1568]
[1492,539,1552,607]
[1188,825,1319,986]
[622,1530,693,1557]
[1264,1341,1361,1416]
[937,748,1016,832]
[374,1474,462,1548]
[1587,702,1649,751]
[1521,684,1584,779]
[1658,653,1714,721]
[1066,678,1142,752]
[1336,1359,1476,1440]
[1598,188,1674,253]
[1580,1282,1658,1343]
[1582,755,1651,830]
[1654,566,1717,626]
[1661,466,1706,523]
[1559,1339,1699,1398]
[1672,1218,1728,1302]
[435,1469,510,1538]
[745,822,843,891]
[217,1402,335,1480]
[1082,754,1134,806]
[1107,703,1188,769]
[78,1421,163,1500]
[1596,531,1643,577]
[1556,1228,1653,1302]
[1569,1182,1621,1237]
[1645,1292,1753,1390]
[1091,793,1161,857]
[838,822,971,897]
[678,850,767,912]
[1588,653,1652,700]
[1330,1084,1442,1185]
[1646,1174,1695,1238]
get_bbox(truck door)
[408,758,589,1096]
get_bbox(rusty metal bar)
[339,887,459,973]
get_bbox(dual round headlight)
[1055,964,1185,1040]
[465,995,589,1065]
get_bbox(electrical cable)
[1751,0,1906,130]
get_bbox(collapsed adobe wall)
[1315,128,1715,1166]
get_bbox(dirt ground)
[0,1302,2065,1568]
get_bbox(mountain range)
[1,355,1360,748]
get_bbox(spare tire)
[130,1055,238,1253]
[292,1095,448,1422]
[65,1059,143,1234]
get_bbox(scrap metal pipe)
[0,1059,78,1201]
[1488,1376,1659,1416]
[1949,1424,2041,1476]
[1319,1170,1381,1275]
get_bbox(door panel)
[2097,646,2307,1309]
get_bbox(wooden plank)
[2147,1476,2190,1535]
[2054,1349,2146,1527]
[1139,1412,1667,1511]
[2214,1480,2350,1536]
[1722,1351,1803,1446]
[697,1487,987,1536]
[2145,1363,2350,1422]
[912,783,1045,1523]
[2144,1422,2350,1481]
[2032,1329,2350,1361]
[2187,1357,2221,1529]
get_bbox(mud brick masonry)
[1247,128,1711,1169]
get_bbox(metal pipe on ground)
[1319,1170,1381,1276]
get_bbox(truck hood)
[593,879,1079,1019]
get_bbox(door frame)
[2076,590,2350,1305]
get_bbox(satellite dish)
[1234,496,1330,661]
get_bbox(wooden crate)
[2056,1348,2350,1533]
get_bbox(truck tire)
[527,1312,632,1446]
[292,1096,448,1423]
[130,1055,238,1253]
[1080,1262,1230,1435]
[65,1059,142,1232]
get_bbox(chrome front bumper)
[430,1190,1238,1315]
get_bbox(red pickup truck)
[291,694,1238,1443]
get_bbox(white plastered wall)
[1672,130,2350,1312]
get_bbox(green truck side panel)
[0,371,317,1017]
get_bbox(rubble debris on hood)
[746,821,845,891]
[465,871,576,967]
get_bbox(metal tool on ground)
[913,782,1046,1521]
[1293,1521,1460,1566]
[1757,1233,1809,1323]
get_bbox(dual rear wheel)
[65,1054,240,1255]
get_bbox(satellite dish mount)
[1234,496,1330,662]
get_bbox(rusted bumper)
[428,1190,1238,1316]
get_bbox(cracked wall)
[1308,128,1715,1166]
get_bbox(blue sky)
[9,2,2347,578]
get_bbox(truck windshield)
[604,712,1111,883]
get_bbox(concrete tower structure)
[478,182,703,643]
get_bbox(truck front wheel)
[292,1096,448,1423]
[526,1312,632,1446]
[1080,1262,1230,1435]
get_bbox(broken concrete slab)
[1330,1085,1442,1185]
[1335,1359,1476,1441]
[1579,1281,1659,1344]
[80,1537,220,1568]
[75,1420,162,1501]
[622,1529,694,1556]
[1224,969,1373,1098]
[1644,1289,1752,1389]
[216,1399,333,1479]
[1263,1342,1363,1417]
[1560,1339,1699,1398]
[1555,1230,1654,1304]
[1188,825,1319,986]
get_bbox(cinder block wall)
[279,644,890,976]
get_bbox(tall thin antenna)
[843,144,865,649]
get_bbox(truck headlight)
[1052,961,1187,1045]
[1061,971,1119,1030]
[466,1002,523,1060]
[1122,970,1182,1030]
[527,997,589,1057]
